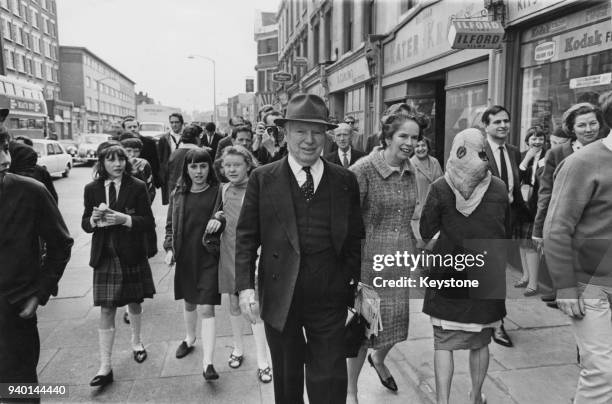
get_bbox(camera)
[266,126,283,146]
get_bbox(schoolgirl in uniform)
[82,145,156,387]
[164,148,224,380]
[217,145,272,383]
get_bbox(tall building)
[254,9,278,112]
[59,46,135,133]
[0,0,60,99]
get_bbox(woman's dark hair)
[179,148,218,190]
[417,136,432,152]
[180,124,203,145]
[169,112,184,125]
[562,103,604,139]
[205,122,216,132]
[14,135,33,146]
[120,137,143,150]
[550,126,571,139]
[524,126,547,144]
[379,111,427,149]
[94,145,132,181]
[118,130,137,141]
[231,125,253,139]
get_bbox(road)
[35,166,579,404]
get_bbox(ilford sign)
[448,20,504,49]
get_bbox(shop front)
[326,52,374,150]
[381,0,491,164]
[507,0,612,146]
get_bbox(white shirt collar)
[287,153,324,191]
[104,178,121,188]
[338,147,351,161]
[487,137,506,151]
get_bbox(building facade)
[274,0,611,162]
[227,92,256,124]
[254,10,279,112]
[59,46,135,133]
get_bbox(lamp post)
[97,76,115,132]
[188,55,217,124]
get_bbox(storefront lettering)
[564,30,603,52]
[517,0,539,12]
[456,33,501,45]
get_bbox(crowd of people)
[1,89,611,404]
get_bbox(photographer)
[253,110,287,163]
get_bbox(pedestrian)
[410,136,443,246]
[163,148,224,381]
[420,128,508,404]
[0,128,73,392]
[532,103,603,305]
[9,139,58,202]
[82,145,156,388]
[482,105,528,348]
[201,122,223,156]
[120,136,156,203]
[122,117,161,191]
[543,90,612,404]
[216,145,272,383]
[347,107,425,403]
[166,124,203,199]
[235,93,364,404]
[215,116,246,160]
[324,123,366,168]
[158,113,185,205]
[254,110,288,162]
[323,116,338,155]
[516,126,547,296]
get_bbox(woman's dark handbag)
[345,307,368,358]
[202,232,221,259]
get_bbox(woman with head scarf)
[420,128,508,404]
[9,140,58,202]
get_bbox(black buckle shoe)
[493,324,513,347]
[90,370,113,387]
[133,346,147,363]
[175,341,194,359]
[203,364,219,381]
[367,354,398,392]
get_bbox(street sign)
[272,71,293,82]
[294,57,308,66]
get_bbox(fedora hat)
[275,94,337,129]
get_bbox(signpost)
[448,20,505,49]
[293,57,308,67]
[272,71,293,82]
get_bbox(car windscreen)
[140,124,164,131]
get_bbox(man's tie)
[499,146,509,190]
[301,166,314,202]
[342,152,349,168]
[109,181,117,209]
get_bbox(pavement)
[35,167,580,403]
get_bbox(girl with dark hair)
[163,148,224,381]
[82,145,156,388]
[216,146,272,383]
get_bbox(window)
[53,143,63,155]
[4,50,12,69]
[344,86,365,136]
[19,54,25,72]
[26,58,32,74]
[363,0,375,41]
[20,3,26,20]
[4,82,14,95]
[86,76,91,88]
[2,19,10,40]
[11,52,18,71]
[313,22,319,65]
[344,1,353,53]
[46,144,54,155]
[34,61,42,78]
[31,9,38,28]
[16,26,22,44]
[45,64,52,79]
[86,97,91,109]
[32,34,40,53]
[324,9,332,61]
[400,0,417,14]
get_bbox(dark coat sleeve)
[35,184,73,304]
[533,148,558,238]
[235,171,262,291]
[344,171,365,287]
[164,192,175,252]
[419,181,442,242]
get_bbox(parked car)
[77,133,112,164]
[32,139,73,178]
[58,139,78,158]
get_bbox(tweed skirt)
[93,249,156,307]
[364,289,410,350]
[433,326,493,351]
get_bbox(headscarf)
[444,128,491,217]
[8,141,37,173]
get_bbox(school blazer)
[81,175,155,268]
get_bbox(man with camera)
[253,110,287,163]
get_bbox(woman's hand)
[164,250,174,266]
[205,218,222,234]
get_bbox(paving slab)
[38,348,59,375]
[422,373,517,404]
[505,299,571,329]
[48,380,135,403]
[38,295,93,321]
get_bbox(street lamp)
[187,55,217,124]
[97,76,115,132]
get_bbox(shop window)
[345,86,365,138]
[343,1,353,53]
[520,50,612,146]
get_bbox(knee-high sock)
[201,317,216,367]
[251,321,269,369]
[129,312,143,351]
[98,328,115,375]
[184,308,197,346]
[229,314,244,356]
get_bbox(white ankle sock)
[184,308,197,346]
[229,313,244,356]
[201,317,216,367]
[251,321,269,369]
[98,328,115,375]
[129,312,143,351]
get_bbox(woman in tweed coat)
[347,109,425,402]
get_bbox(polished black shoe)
[492,324,513,347]
[546,301,559,309]
[90,370,113,387]
[367,354,398,392]
[123,311,130,324]
[541,294,556,302]
[203,364,219,381]
[175,341,194,359]
[133,347,147,363]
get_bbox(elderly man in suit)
[324,123,366,168]
[482,105,529,348]
[235,94,364,404]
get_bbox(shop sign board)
[448,20,504,49]
[383,0,486,76]
[507,0,580,25]
[327,58,370,93]
[272,71,293,82]
[293,57,308,66]
[569,73,612,89]
[534,41,556,61]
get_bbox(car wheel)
[62,163,71,178]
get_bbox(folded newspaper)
[355,282,383,338]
